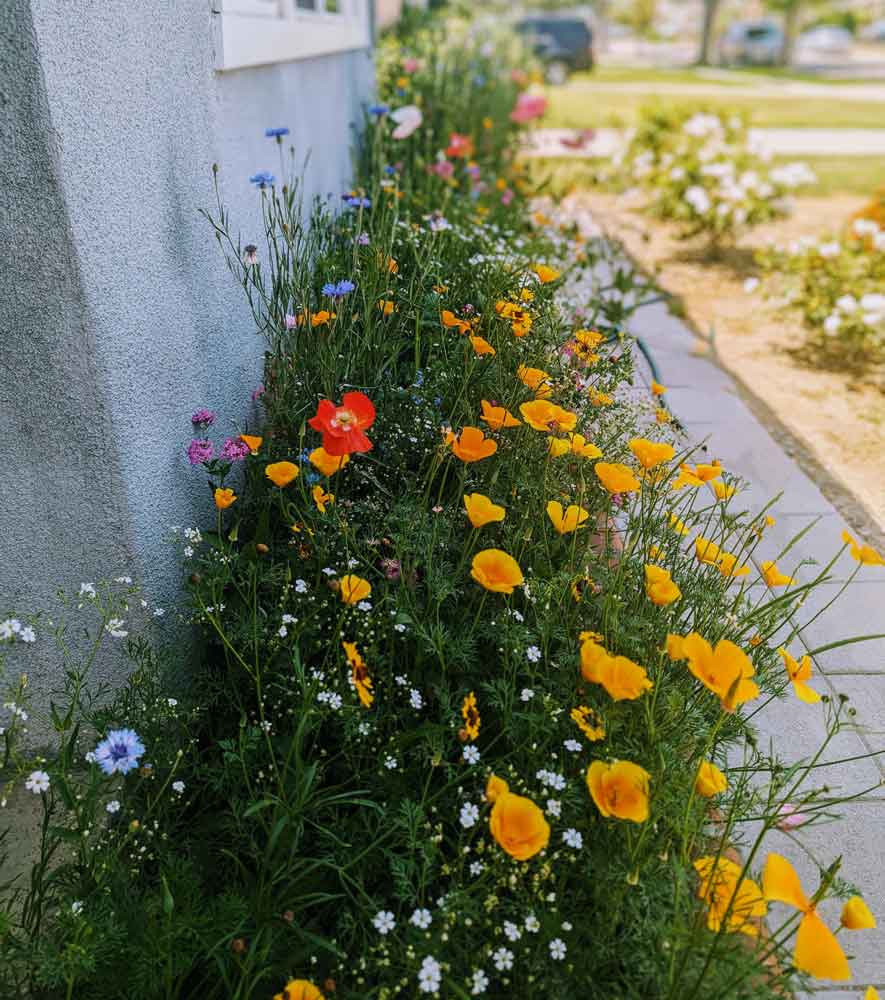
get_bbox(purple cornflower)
[342,193,371,209]
[190,408,216,428]
[249,171,275,187]
[220,437,251,462]
[265,127,290,138]
[285,313,298,329]
[321,279,356,298]
[94,728,145,776]
[357,232,371,246]
[187,439,214,465]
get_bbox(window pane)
[295,0,317,9]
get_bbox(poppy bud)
[457,727,470,743]
[324,980,337,993]
[256,543,269,555]
[282,910,294,923]
[189,573,201,585]
[231,938,246,954]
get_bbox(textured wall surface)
[0,0,373,711]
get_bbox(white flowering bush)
[611,108,815,244]
[757,215,885,362]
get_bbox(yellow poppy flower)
[463,493,506,528]
[531,263,560,283]
[469,335,496,356]
[694,537,722,565]
[711,480,737,500]
[595,462,640,494]
[669,632,759,711]
[761,561,795,587]
[571,705,605,742]
[338,575,371,605]
[655,407,671,424]
[519,288,534,302]
[488,776,550,860]
[546,501,590,535]
[580,639,652,701]
[440,309,471,335]
[309,447,350,477]
[214,487,237,509]
[448,426,498,463]
[644,564,681,606]
[669,513,690,535]
[516,365,553,397]
[239,434,263,454]
[312,485,335,513]
[378,299,395,316]
[461,692,480,741]
[273,980,324,1000]
[587,760,650,823]
[548,437,571,458]
[694,760,727,797]
[470,549,524,594]
[651,380,667,396]
[842,530,885,566]
[519,400,577,434]
[342,641,373,708]
[587,387,614,406]
[841,896,876,930]
[694,856,766,937]
[480,400,521,430]
[310,310,336,327]
[568,433,602,458]
[717,551,750,579]
[779,648,820,703]
[629,438,675,470]
[763,853,850,980]
[265,461,299,487]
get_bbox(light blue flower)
[264,127,290,138]
[249,171,275,187]
[94,729,145,776]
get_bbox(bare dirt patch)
[573,190,885,538]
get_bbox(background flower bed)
[1,11,882,1000]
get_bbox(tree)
[697,0,723,66]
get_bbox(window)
[215,0,371,72]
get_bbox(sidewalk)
[631,285,885,999]
[524,126,885,158]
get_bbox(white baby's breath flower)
[524,913,540,933]
[105,619,128,639]
[373,910,396,935]
[549,938,567,960]
[492,947,514,971]
[503,920,522,942]
[460,802,480,829]
[106,800,121,814]
[546,799,561,817]
[25,770,50,794]
[563,828,583,849]
[470,969,489,995]
[520,688,534,702]
[462,745,480,765]
[525,645,541,663]
[410,907,432,929]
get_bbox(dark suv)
[515,15,594,84]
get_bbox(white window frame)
[214,0,371,72]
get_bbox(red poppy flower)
[308,391,376,456]
[445,133,474,158]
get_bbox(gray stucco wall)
[0,0,373,713]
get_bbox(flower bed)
[2,14,883,1000]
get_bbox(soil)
[570,189,885,541]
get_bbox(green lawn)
[524,154,883,197]
[582,64,885,87]
[545,81,885,129]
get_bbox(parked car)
[718,19,784,66]
[514,15,594,84]
[799,25,853,54]
[861,19,885,42]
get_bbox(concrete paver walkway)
[567,197,885,995]
[525,126,885,158]
[631,292,885,999]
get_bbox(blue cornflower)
[94,728,145,776]
[414,369,425,386]
[384,165,397,176]
[322,279,356,298]
[264,127,290,138]
[306,472,320,486]
[473,74,486,86]
[342,194,371,209]
[369,104,389,117]
[249,171,275,187]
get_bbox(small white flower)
[460,802,480,829]
[167,698,178,707]
[357,601,372,612]
[114,576,133,584]
[85,751,97,764]
[546,799,561,817]
[470,969,489,995]
[18,626,36,643]
[71,900,84,916]
[561,920,573,931]
[282,613,297,624]
[172,781,185,794]
[743,277,759,294]
[520,688,534,702]
[563,739,582,753]
[823,314,841,336]
[25,770,50,794]
[395,674,409,687]
[492,947,514,971]
[524,914,540,933]
[105,618,128,639]
[278,625,288,638]
[462,745,480,765]
[153,608,165,617]
[563,828,583,849]
[394,623,407,633]
[503,920,522,942]
[347,558,360,568]
[410,907,432,929]
[106,800,121,814]
[384,755,398,770]
[79,583,96,598]
[536,769,566,791]
[184,546,194,558]
[525,645,541,663]
[418,955,441,993]
[295,579,309,593]
[410,689,424,710]
[510,610,524,622]
[549,938,567,960]
[322,567,337,576]
[373,910,396,935]
[469,861,484,876]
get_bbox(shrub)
[1,13,882,1000]
[610,107,815,244]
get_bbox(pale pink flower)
[776,803,809,831]
[510,93,547,124]
[390,105,423,140]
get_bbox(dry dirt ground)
[573,190,885,538]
